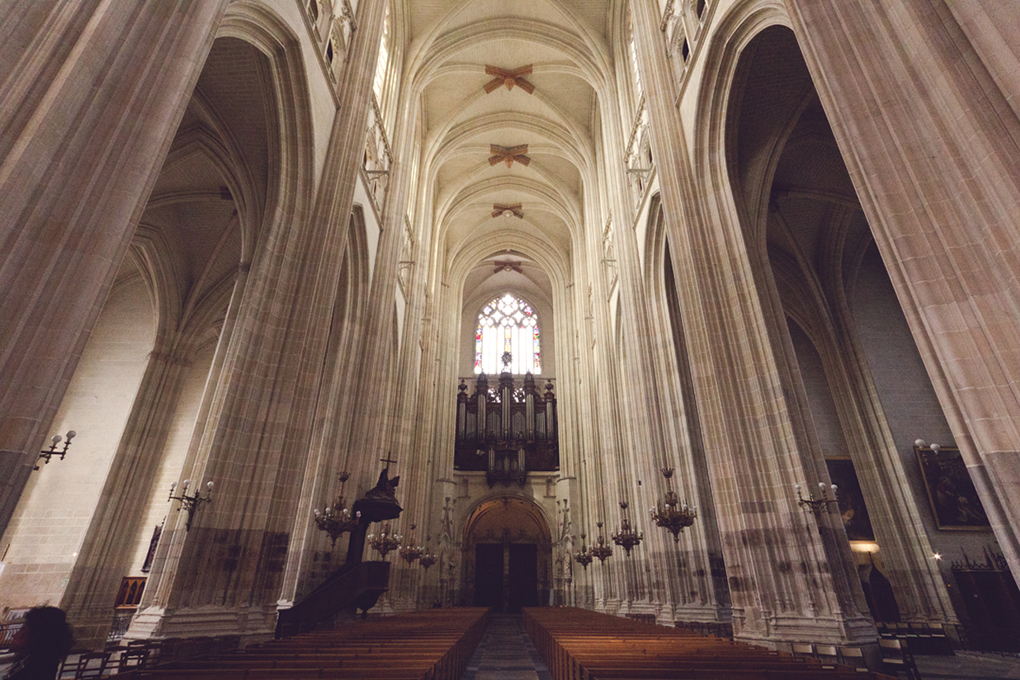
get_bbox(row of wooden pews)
[523,607,896,680]
[118,608,489,680]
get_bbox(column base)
[125,604,276,646]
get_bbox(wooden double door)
[474,542,539,613]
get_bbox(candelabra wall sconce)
[590,522,613,563]
[399,524,424,565]
[650,467,697,542]
[313,472,360,549]
[168,479,214,531]
[573,533,593,570]
[368,521,401,559]
[612,501,643,556]
[35,430,76,470]
[795,482,838,513]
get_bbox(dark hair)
[22,606,74,658]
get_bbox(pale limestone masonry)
[0,0,1017,663]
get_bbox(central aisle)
[461,614,552,680]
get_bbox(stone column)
[132,0,388,638]
[630,0,875,647]
[783,0,1020,586]
[0,0,229,536]
[60,346,190,645]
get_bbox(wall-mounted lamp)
[796,482,838,513]
[36,430,76,470]
[168,479,213,531]
[914,439,941,454]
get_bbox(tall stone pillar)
[0,0,229,536]
[630,1,875,647]
[131,0,388,639]
[60,347,190,645]
[783,0,1020,586]
[599,93,726,622]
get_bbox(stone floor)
[912,650,1020,680]
[461,614,552,680]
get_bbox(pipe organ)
[455,372,558,486]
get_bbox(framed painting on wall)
[915,444,991,531]
[826,458,875,541]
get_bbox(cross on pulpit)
[379,452,397,473]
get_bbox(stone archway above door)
[462,495,552,613]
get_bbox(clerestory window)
[474,293,541,375]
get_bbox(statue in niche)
[558,499,572,544]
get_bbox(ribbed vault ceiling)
[406,0,615,278]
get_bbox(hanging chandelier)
[313,472,360,549]
[573,533,593,570]
[589,522,613,563]
[419,545,437,570]
[650,467,697,542]
[612,501,643,556]
[398,524,424,564]
[368,521,402,559]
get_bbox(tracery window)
[373,5,391,100]
[627,5,643,100]
[474,293,541,375]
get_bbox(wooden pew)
[523,607,895,680]
[118,608,488,680]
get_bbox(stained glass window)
[474,293,541,375]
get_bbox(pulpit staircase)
[275,560,391,638]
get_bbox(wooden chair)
[816,644,839,666]
[879,638,920,680]
[791,643,814,657]
[71,650,111,680]
[838,646,869,672]
[118,644,151,672]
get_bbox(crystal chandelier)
[313,472,360,549]
[368,521,401,559]
[650,467,697,542]
[612,501,643,556]
[589,522,613,563]
[398,524,424,564]
[573,533,593,570]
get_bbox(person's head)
[13,606,74,658]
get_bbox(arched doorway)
[463,496,551,613]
